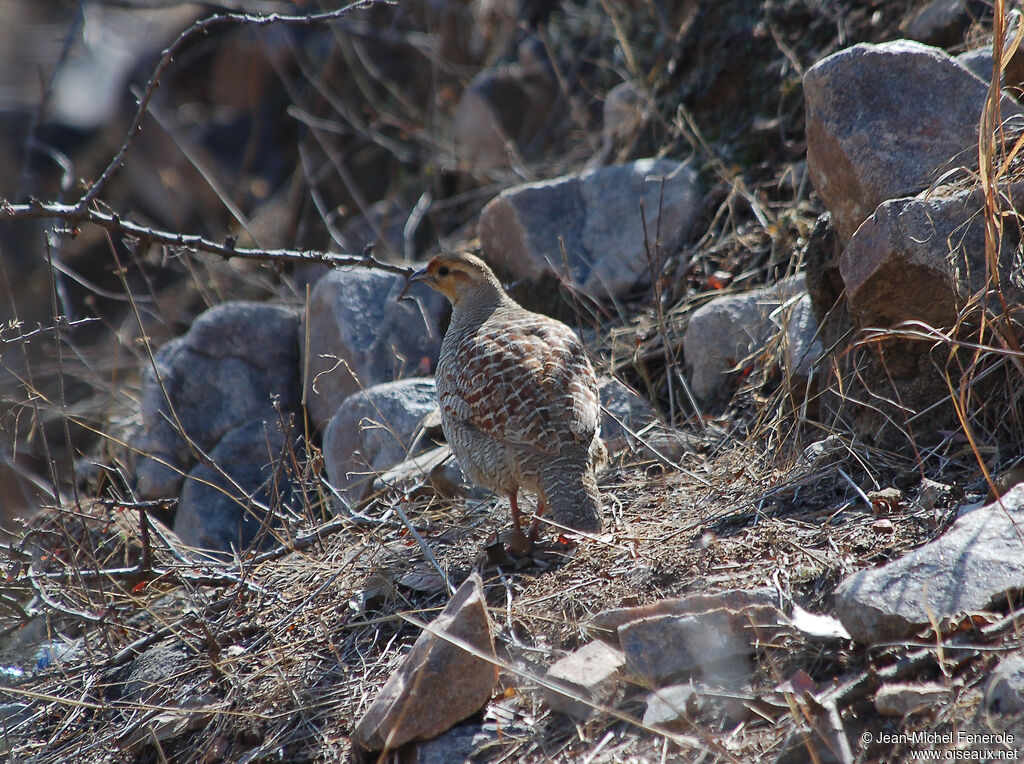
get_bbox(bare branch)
[0,199,413,276]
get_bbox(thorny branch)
[0,0,409,277]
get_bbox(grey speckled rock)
[805,40,1022,243]
[134,302,301,500]
[479,158,699,299]
[835,485,1024,644]
[682,274,821,406]
[322,378,439,505]
[987,654,1024,715]
[175,420,294,555]
[303,268,445,431]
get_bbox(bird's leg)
[509,490,523,529]
[527,499,546,540]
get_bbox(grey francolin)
[406,253,604,540]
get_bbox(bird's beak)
[397,265,431,302]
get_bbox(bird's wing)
[440,313,600,456]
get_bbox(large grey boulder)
[133,302,301,500]
[479,158,699,299]
[805,39,1022,243]
[835,485,1024,644]
[322,378,439,505]
[302,268,445,431]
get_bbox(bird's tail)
[540,458,603,533]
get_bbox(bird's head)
[402,252,504,307]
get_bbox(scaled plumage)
[406,253,604,539]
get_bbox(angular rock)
[322,378,439,504]
[479,158,699,299]
[840,192,1024,353]
[303,268,445,430]
[805,39,1022,243]
[134,302,301,499]
[353,573,496,752]
[644,682,751,728]
[875,682,949,716]
[543,640,626,721]
[588,588,778,646]
[643,684,695,729]
[175,420,294,555]
[682,274,821,406]
[835,485,1024,643]
[987,654,1024,715]
[617,607,779,686]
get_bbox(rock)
[588,588,778,646]
[840,192,1022,372]
[956,47,993,82]
[104,640,195,706]
[643,682,751,728]
[987,654,1024,715]
[543,640,626,721]
[353,573,497,752]
[834,485,1024,643]
[682,274,821,406]
[303,268,446,431]
[875,682,949,716]
[642,684,695,729]
[597,376,691,460]
[322,378,439,504]
[452,37,557,171]
[600,81,654,159]
[175,420,295,555]
[134,302,301,500]
[804,40,1022,243]
[372,444,485,502]
[479,158,699,300]
[902,0,972,47]
[617,606,781,686]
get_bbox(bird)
[404,252,604,544]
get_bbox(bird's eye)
[437,266,450,277]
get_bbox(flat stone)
[835,485,1024,644]
[588,588,778,646]
[617,608,775,686]
[543,640,626,721]
[353,574,497,752]
[805,40,1021,243]
[642,684,695,729]
[987,654,1024,715]
[875,682,949,716]
[302,268,445,431]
